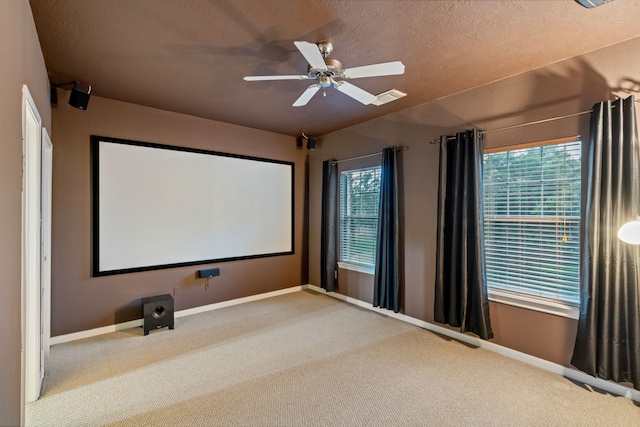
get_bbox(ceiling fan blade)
[334,81,377,105]
[294,41,327,71]
[293,84,320,107]
[342,61,405,79]
[244,75,310,81]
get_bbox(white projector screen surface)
[92,136,294,276]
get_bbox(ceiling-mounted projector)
[575,0,614,8]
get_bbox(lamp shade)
[618,217,640,244]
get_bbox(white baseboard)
[174,285,305,318]
[305,284,640,403]
[50,285,306,346]
[49,319,143,345]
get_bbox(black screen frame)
[91,135,295,277]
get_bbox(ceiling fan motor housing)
[307,58,343,81]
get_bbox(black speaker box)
[197,267,220,278]
[69,87,91,110]
[50,86,58,106]
[142,294,174,335]
[307,138,316,151]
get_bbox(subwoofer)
[142,294,174,335]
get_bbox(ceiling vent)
[372,89,407,106]
[575,0,615,8]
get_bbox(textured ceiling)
[29,0,640,136]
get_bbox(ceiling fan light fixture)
[372,89,407,106]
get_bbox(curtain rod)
[428,98,640,144]
[332,146,407,165]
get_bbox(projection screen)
[92,136,294,276]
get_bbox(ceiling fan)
[243,41,405,107]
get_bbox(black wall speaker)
[50,86,58,106]
[142,294,174,335]
[197,267,220,278]
[307,138,316,151]
[69,86,91,110]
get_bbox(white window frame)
[483,137,581,319]
[338,166,381,275]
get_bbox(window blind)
[483,141,581,306]
[339,167,381,267]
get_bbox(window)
[483,140,581,316]
[339,166,381,271]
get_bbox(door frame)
[21,84,50,404]
[41,128,52,365]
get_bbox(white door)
[22,85,46,402]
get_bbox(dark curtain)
[434,130,493,340]
[373,147,401,312]
[571,96,640,389]
[321,160,338,292]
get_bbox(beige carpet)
[26,290,639,426]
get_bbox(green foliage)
[484,143,581,218]
[342,168,380,216]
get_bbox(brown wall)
[0,1,51,424]
[50,95,307,336]
[309,36,640,367]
